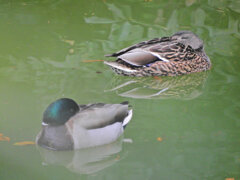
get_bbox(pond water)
[0,0,240,179]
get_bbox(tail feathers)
[123,109,133,129]
[105,54,115,57]
[121,101,129,105]
[104,61,137,73]
[121,101,133,108]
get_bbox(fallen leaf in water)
[153,76,162,81]
[225,178,235,180]
[157,137,163,142]
[0,136,10,141]
[82,60,104,63]
[0,133,10,142]
[2,136,10,141]
[14,141,35,146]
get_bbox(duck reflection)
[37,137,128,175]
[105,72,209,100]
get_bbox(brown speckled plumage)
[104,31,211,76]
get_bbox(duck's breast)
[36,125,74,150]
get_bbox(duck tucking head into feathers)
[104,31,211,76]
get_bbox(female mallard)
[104,31,211,76]
[36,98,132,151]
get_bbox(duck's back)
[66,103,132,149]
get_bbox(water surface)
[0,0,240,179]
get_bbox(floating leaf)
[2,136,10,141]
[0,133,10,142]
[14,141,35,146]
[157,137,163,142]
[82,60,104,63]
[153,76,162,81]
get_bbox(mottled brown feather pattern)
[105,31,211,76]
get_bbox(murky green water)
[0,0,240,179]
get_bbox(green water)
[0,0,240,179]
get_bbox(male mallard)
[104,31,211,76]
[36,98,132,151]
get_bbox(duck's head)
[42,98,79,126]
[172,31,204,51]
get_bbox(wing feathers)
[122,109,133,127]
[70,103,132,130]
[118,51,158,66]
[105,37,170,57]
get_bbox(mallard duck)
[36,98,133,151]
[104,31,211,76]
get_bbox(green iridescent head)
[43,98,79,125]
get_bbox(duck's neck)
[36,125,74,150]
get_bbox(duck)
[104,31,211,76]
[36,98,133,151]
